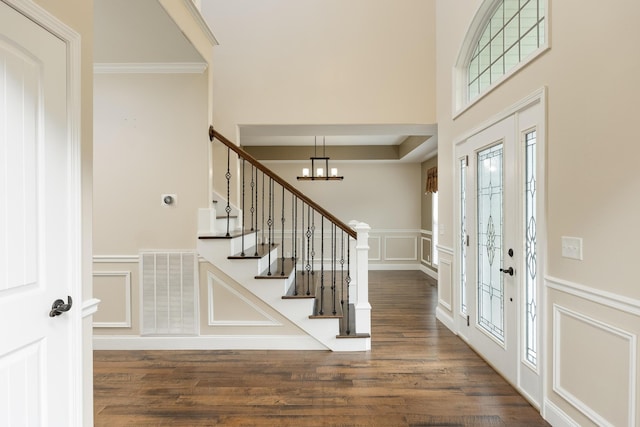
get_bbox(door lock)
[49,296,73,317]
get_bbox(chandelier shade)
[297,137,343,181]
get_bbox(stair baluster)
[250,164,255,232]
[281,185,285,276]
[267,177,273,275]
[261,172,265,246]
[292,194,298,295]
[225,147,231,237]
[332,223,337,315]
[253,167,259,256]
[319,215,325,315]
[241,158,246,256]
[305,205,312,295]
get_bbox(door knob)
[49,296,73,317]
[500,267,514,276]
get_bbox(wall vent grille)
[141,252,198,335]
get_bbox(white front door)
[456,98,543,407]
[0,1,81,425]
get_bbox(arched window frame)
[453,0,549,117]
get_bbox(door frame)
[2,0,84,424]
[452,87,547,409]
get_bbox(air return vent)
[141,252,198,335]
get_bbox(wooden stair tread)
[228,243,277,259]
[198,229,255,239]
[255,258,296,279]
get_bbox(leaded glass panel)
[460,158,468,315]
[477,144,504,342]
[524,130,537,366]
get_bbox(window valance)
[425,167,438,193]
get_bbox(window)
[455,0,548,112]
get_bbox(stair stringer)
[197,236,370,351]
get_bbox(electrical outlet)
[561,236,583,260]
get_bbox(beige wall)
[264,161,421,231]
[202,0,436,139]
[436,1,640,424]
[93,73,209,254]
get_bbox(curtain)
[425,166,438,193]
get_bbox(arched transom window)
[455,0,548,113]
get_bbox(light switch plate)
[561,236,583,260]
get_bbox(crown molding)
[94,62,207,74]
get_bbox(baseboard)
[435,306,456,333]
[543,398,580,427]
[93,335,328,351]
[368,263,421,271]
[419,264,438,280]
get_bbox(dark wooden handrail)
[209,126,357,239]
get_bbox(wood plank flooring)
[93,270,549,426]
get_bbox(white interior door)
[0,2,80,425]
[456,99,543,407]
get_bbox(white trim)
[93,62,207,74]
[436,306,456,332]
[181,0,218,45]
[436,244,454,256]
[368,263,421,271]
[543,398,580,427]
[420,229,433,236]
[92,335,327,351]
[553,304,637,427]
[546,275,640,317]
[93,255,139,263]
[82,298,101,318]
[454,88,546,146]
[419,264,438,280]
[207,271,281,327]
[383,236,418,261]
[371,228,422,234]
[92,272,132,328]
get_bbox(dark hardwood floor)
[94,270,549,426]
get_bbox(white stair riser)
[197,237,369,351]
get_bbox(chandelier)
[296,136,344,181]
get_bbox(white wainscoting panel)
[421,236,432,265]
[368,236,381,261]
[207,271,281,326]
[383,236,417,261]
[553,304,637,427]
[93,271,131,328]
[438,258,453,311]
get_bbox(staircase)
[197,128,371,351]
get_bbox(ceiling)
[94,0,438,163]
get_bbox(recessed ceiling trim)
[94,62,208,74]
